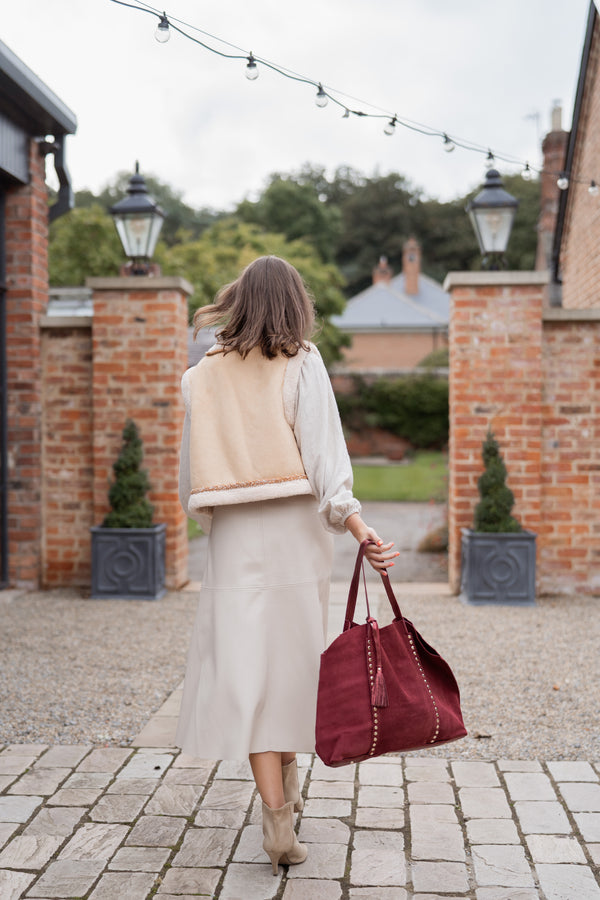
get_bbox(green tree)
[418,196,480,283]
[336,374,448,448]
[332,172,426,295]
[473,431,521,533]
[315,164,367,206]
[501,174,540,271]
[49,204,123,284]
[103,420,154,528]
[76,172,221,246]
[157,219,349,366]
[237,174,342,263]
[420,172,540,280]
[239,165,540,294]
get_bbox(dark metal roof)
[551,1,597,283]
[0,38,77,136]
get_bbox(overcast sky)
[2,0,592,211]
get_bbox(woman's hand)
[344,513,399,574]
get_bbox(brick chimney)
[372,255,393,284]
[403,237,420,295]
[536,103,569,271]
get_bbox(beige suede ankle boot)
[282,758,304,812]
[261,801,308,875]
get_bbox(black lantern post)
[110,163,165,275]
[466,169,519,268]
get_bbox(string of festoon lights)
[109,0,600,196]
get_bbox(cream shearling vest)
[183,345,313,511]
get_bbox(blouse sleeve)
[293,345,361,534]
[178,371,213,534]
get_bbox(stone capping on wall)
[40,316,92,328]
[443,270,550,291]
[542,306,600,320]
[86,275,194,295]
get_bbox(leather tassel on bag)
[372,667,389,707]
[368,618,389,707]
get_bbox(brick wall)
[36,278,191,591]
[4,140,48,588]
[561,15,600,309]
[540,310,600,594]
[446,272,600,596]
[89,277,191,590]
[446,273,545,592]
[40,320,93,587]
[339,330,447,371]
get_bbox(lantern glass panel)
[468,206,517,255]
[113,211,163,260]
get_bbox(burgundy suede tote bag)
[316,539,467,767]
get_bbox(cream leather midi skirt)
[175,495,334,760]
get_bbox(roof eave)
[551,1,596,283]
[0,38,77,135]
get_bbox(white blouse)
[178,344,361,534]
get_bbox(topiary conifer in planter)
[91,419,166,599]
[460,430,536,605]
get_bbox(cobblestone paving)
[1,744,599,899]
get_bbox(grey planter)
[91,523,166,600]
[460,528,536,605]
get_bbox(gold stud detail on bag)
[366,635,379,757]
[407,630,441,743]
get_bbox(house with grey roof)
[331,238,449,373]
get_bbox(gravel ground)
[1,502,598,760]
[376,591,600,762]
[0,588,197,747]
[1,585,598,761]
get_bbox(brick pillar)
[4,140,49,588]
[445,272,548,593]
[40,319,93,588]
[88,276,192,589]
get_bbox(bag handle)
[343,538,404,631]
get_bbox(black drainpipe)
[0,187,7,588]
[48,138,73,224]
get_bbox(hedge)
[336,374,449,449]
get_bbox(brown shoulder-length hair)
[192,255,315,359]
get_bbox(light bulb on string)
[245,53,259,80]
[521,163,533,181]
[109,0,600,194]
[155,13,170,43]
[315,84,328,108]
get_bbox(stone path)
[1,744,600,899]
[2,582,600,897]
